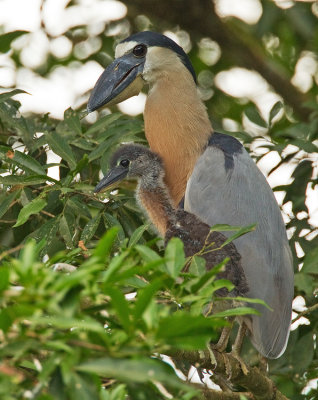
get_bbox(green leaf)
[292,333,314,373]
[59,214,75,248]
[14,197,47,227]
[164,237,185,278]
[229,296,272,310]
[245,106,267,128]
[69,372,100,400]
[219,224,256,247]
[134,278,164,320]
[0,189,21,219]
[13,150,46,175]
[0,88,27,103]
[67,197,91,218]
[88,140,110,162]
[188,255,206,276]
[0,309,13,333]
[77,357,185,389]
[269,101,283,125]
[64,107,82,135]
[156,313,222,349]
[0,31,29,53]
[211,306,260,318]
[0,175,48,186]
[128,224,149,247]
[30,316,105,333]
[85,113,122,136]
[53,264,103,292]
[135,245,162,263]
[30,217,59,255]
[302,247,318,274]
[46,131,76,170]
[102,251,130,283]
[80,214,101,244]
[0,267,9,292]
[294,272,314,295]
[94,226,119,261]
[106,287,131,332]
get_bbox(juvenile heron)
[88,31,294,359]
[95,144,248,299]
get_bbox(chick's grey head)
[94,144,164,193]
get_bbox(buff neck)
[136,181,177,237]
[144,69,212,206]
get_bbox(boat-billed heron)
[95,144,249,298]
[88,31,294,359]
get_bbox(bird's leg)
[211,317,234,352]
[229,323,249,376]
[259,355,268,373]
[208,318,234,374]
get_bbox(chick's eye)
[120,159,130,168]
[133,44,147,57]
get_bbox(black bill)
[87,53,145,112]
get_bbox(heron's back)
[185,134,294,358]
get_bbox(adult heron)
[87,31,294,359]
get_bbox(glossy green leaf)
[64,107,82,135]
[0,189,21,219]
[59,214,75,248]
[245,106,267,128]
[0,88,27,102]
[128,224,149,247]
[14,197,47,227]
[135,245,162,263]
[156,313,222,349]
[164,237,185,278]
[0,31,29,52]
[46,131,76,170]
[134,278,163,320]
[77,357,185,389]
[12,150,46,175]
[94,226,119,261]
[106,287,131,332]
[30,316,105,333]
[220,224,256,247]
[0,267,9,292]
[292,333,314,373]
[0,175,48,186]
[85,113,122,136]
[211,306,260,318]
[80,214,101,244]
[269,101,283,124]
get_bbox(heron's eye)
[120,159,130,168]
[132,44,147,58]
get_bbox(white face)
[115,41,185,84]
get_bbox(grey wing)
[185,137,294,359]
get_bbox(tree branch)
[125,0,310,120]
[168,349,289,400]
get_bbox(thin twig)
[0,244,25,262]
[40,210,56,218]
[292,303,318,323]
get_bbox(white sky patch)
[214,0,263,24]
[117,92,146,116]
[0,0,42,32]
[291,51,318,93]
[15,61,103,118]
[42,0,126,36]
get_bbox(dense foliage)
[0,1,317,399]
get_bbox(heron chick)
[95,144,248,299]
